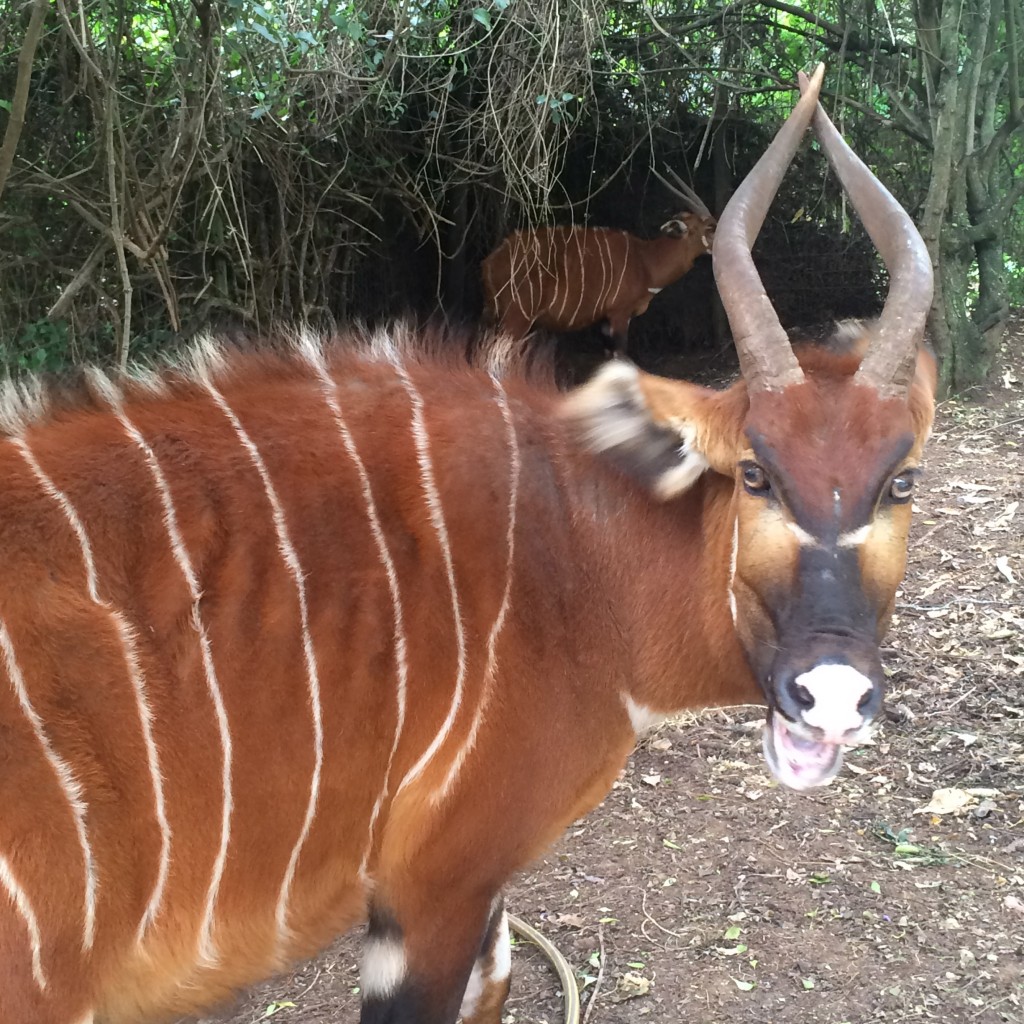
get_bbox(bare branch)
[0,0,50,205]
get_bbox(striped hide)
[481,210,715,355]
[0,64,938,1024]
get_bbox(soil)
[193,321,1024,1024]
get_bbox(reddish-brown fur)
[480,211,716,352]
[0,323,933,1024]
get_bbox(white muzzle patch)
[762,664,875,791]
[795,663,873,744]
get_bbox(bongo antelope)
[0,65,935,1024]
[481,170,715,354]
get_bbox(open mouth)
[762,709,844,790]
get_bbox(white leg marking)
[361,936,407,999]
[0,853,48,991]
[436,377,520,802]
[203,382,324,950]
[460,906,511,1020]
[0,616,97,953]
[303,342,408,879]
[12,437,171,944]
[493,907,512,980]
[395,364,467,794]
[113,408,232,966]
[461,960,486,1019]
[796,664,873,742]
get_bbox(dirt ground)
[196,322,1024,1024]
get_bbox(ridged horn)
[713,63,825,394]
[651,167,713,218]
[797,71,933,400]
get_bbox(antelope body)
[0,67,936,1024]
[481,175,715,353]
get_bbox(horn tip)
[798,63,826,94]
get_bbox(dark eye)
[889,472,915,503]
[742,463,771,496]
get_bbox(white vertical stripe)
[12,436,171,944]
[202,381,324,950]
[728,516,739,626]
[0,617,96,952]
[0,853,48,991]
[436,377,519,801]
[567,230,590,329]
[394,364,467,794]
[303,343,408,879]
[113,408,232,966]
[607,233,627,308]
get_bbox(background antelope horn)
[652,167,713,218]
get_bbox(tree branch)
[1007,0,1022,122]
[0,0,50,206]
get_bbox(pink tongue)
[766,712,844,789]
[787,731,825,754]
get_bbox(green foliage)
[0,321,73,375]
[0,0,1020,378]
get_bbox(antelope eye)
[890,473,915,503]
[742,463,770,495]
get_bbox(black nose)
[771,659,883,736]
[774,665,814,723]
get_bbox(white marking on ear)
[203,382,324,952]
[395,364,467,795]
[653,445,709,500]
[437,377,520,803]
[795,664,873,743]
[647,286,663,294]
[0,853,48,991]
[622,694,667,735]
[361,937,407,999]
[786,521,820,547]
[563,359,644,451]
[12,437,171,944]
[112,407,232,966]
[306,350,409,880]
[0,617,97,953]
[837,523,871,547]
[564,361,709,499]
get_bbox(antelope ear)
[563,360,742,500]
[660,218,689,238]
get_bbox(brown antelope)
[0,65,935,1024]
[481,170,715,354]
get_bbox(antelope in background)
[481,170,716,355]
[0,65,936,1024]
